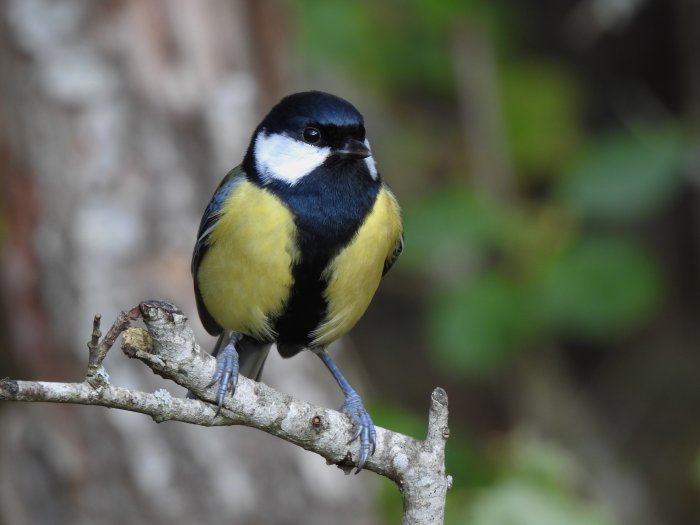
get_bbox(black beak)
[336,138,371,159]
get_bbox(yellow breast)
[312,187,402,347]
[196,181,298,340]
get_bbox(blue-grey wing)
[191,166,246,276]
[383,233,404,276]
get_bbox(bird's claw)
[206,343,239,415]
[341,392,376,473]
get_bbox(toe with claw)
[206,342,239,414]
[341,391,377,473]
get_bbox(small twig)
[86,304,142,385]
[87,314,102,351]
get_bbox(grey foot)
[206,342,239,414]
[341,391,377,473]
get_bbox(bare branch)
[0,380,231,426]
[1,300,450,524]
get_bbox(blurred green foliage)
[401,190,516,276]
[295,0,691,524]
[430,273,528,374]
[296,0,508,95]
[501,61,583,177]
[538,237,660,336]
[561,125,687,223]
[404,187,665,373]
[444,436,617,525]
[465,478,612,525]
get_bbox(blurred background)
[0,0,698,524]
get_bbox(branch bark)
[0,300,450,525]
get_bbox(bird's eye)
[302,127,321,144]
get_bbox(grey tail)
[212,332,271,382]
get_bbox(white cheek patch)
[364,139,378,180]
[255,132,331,185]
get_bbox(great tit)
[191,91,403,471]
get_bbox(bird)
[191,90,403,472]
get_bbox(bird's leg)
[206,334,240,414]
[314,348,376,473]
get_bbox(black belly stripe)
[273,257,328,355]
[264,158,380,355]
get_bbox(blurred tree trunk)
[0,1,377,524]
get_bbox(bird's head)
[245,91,378,186]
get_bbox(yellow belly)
[312,188,402,347]
[196,181,298,340]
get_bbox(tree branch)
[0,300,450,524]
